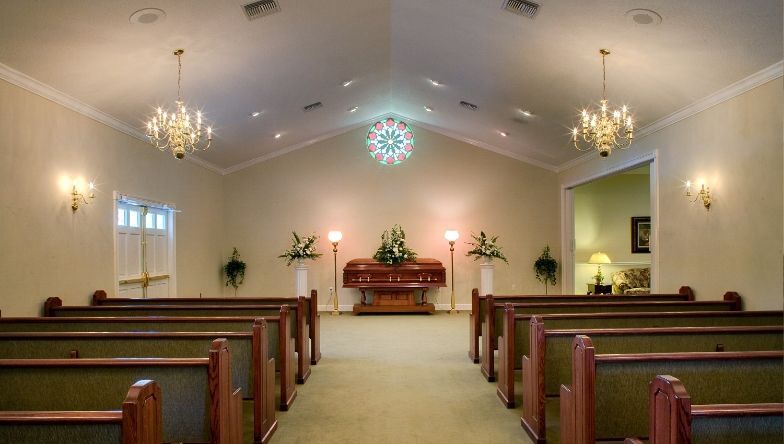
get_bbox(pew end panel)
[468,288,481,363]
[122,379,162,444]
[480,295,496,382]
[649,375,784,444]
[43,296,62,317]
[0,379,162,444]
[277,306,297,411]
[310,289,321,365]
[92,290,108,305]
[559,384,575,444]
[520,315,547,441]
[496,304,516,408]
[295,297,312,384]
[252,319,278,444]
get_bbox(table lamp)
[328,230,343,316]
[444,230,460,314]
[588,252,611,285]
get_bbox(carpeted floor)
[269,312,534,443]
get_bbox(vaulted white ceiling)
[0,0,781,172]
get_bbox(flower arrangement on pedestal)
[278,232,322,266]
[373,224,417,265]
[465,231,508,263]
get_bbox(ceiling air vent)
[303,102,323,112]
[460,101,479,111]
[242,0,280,21]
[503,0,540,18]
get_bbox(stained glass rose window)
[366,118,414,165]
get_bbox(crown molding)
[386,113,559,172]
[222,112,559,175]
[222,116,382,175]
[184,154,226,175]
[555,60,784,174]
[0,62,225,176]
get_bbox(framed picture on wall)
[631,216,651,253]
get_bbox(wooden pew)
[0,319,283,443]
[559,336,783,443]
[515,318,783,442]
[91,289,321,365]
[0,338,243,444]
[0,379,161,444]
[0,312,295,441]
[468,286,695,362]
[43,298,312,385]
[481,293,742,382]
[641,375,784,444]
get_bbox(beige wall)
[574,171,651,293]
[560,79,784,310]
[0,79,225,316]
[221,124,561,307]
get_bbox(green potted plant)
[533,245,558,294]
[465,231,508,264]
[224,247,247,296]
[373,224,417,266]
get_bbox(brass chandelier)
[572,49,634,157]
[146,49,212,159]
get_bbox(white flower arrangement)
[465,231,508,263]
[279,232,322,266]
[373,224,417,265]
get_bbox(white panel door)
[116,202,173,298]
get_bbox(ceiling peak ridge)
[221,111,560,176]
[0,61,225,175]
[555,59,784,174]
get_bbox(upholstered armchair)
[611,267,650,295]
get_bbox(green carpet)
[269,312,533,443]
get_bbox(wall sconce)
[71,181,95,211]
[685,180,711,210]
[327,230,343,316]
[444,230,460,314]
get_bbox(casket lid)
[346,258,442,266]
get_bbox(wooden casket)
[343,258,446,314]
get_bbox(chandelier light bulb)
[145,49,213,160]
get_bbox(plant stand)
[480,258,494,296]
[295,259,308,297]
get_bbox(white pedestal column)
[295,259,308,297]
[480,258,494,296]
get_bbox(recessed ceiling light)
[519,109,534,117]
[348,106,359,113]
[429,79,442,86]
[625,8,662,26]
[342,79,354,87]
[249,111,261,118]
[498,131,509,137]
[129,8,166,25]
[274,133,282,139]
[424,105,433,112]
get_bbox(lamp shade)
[444,230,460,242]
[588,252,611,264]
[328,231,343,243]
